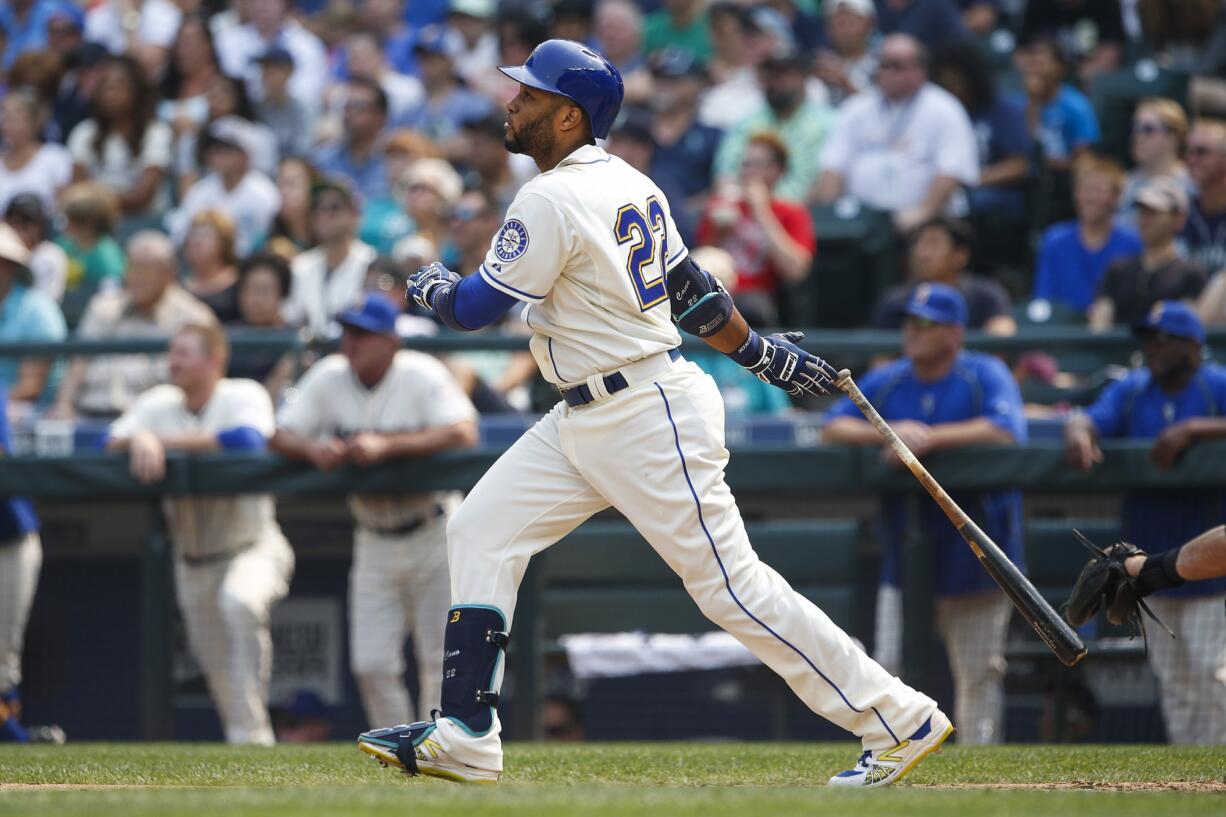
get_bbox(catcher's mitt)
[1064,530,1176,647]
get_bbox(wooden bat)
[834,369,1087,667]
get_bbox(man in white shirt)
[166,117,281,257]
[107,323,294,745]
[283,179,376,338]
[271,293,478,728]
[215,0,327,116]
[812,34,978,233]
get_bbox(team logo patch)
[495,219,530,262]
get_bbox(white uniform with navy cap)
[276,295,477,728]
[430,143,939,772]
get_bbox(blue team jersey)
[1083,364,1226,597]
[825,351,1026,595]
[0,385,39,541]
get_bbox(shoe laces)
[855,750,873,770]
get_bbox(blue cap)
[903,282,967,327]
[256,45,294,66]
[1135,300,1205,344]
[413,24,454,56]
[336,293,400,334]
[47,2,85,32]
[272,689,328,718]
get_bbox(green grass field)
[2,743,1224,817]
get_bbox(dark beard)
[765,88,802,117]
[504,109,556,157]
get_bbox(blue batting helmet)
[498,39,625,139]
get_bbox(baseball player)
[823,284,1027,745]
[357,40,952,787]
[271,293,478,729]
[108,323,294,745]
[1064,301,1226,744]
[0,384,43,743]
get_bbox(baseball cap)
[1134,176,1189,214]
[825,0,876,17]
[205,116,259,156]
[256,46,295,67]
[650,48,708,80]
[903,282,968,327]
[47,1,86,31]
[413,25,455,56]
[1133,300,1205,344]
[336,293,401,335]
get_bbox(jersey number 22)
[614,197,668,311]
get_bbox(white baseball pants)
[444,361,937,767]
[350,519,450,728]
[0,533,41,693]
[1144,594,1226,745]
[175,532,294,745]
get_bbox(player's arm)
[406,263,518,331]
[1063,412,1102,471]
[667,256,838,396]
[1151,416,1226,469]
[270,428,348,471]
[347,420,479,466]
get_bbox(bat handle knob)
[834,369,853,391]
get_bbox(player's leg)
[214,533,294,745]
[1180,593,1226,744]
[571,367,946,777]
[935,591,1011,745]
[1143,596,1194,743]
[175,559,234,738]
[406,516,450,721]
[349,527,414,728]
[0,533,41,742]
[358,407,609,781]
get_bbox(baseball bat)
[834,369,1087,668]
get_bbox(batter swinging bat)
[834,369,1088,668]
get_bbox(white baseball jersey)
[109,379,281,560]
[476,144,685,386]
[276,351,477,530]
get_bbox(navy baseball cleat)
[357,720,499,784]
[827,709,954,788]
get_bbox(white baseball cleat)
[357,719,500,784]
[827,709,954,788]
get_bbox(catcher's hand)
[1064,531,1175,643]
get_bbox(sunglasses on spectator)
[1132,121,1171,137]
[878,59,914,72]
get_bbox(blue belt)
[561,348,682,408]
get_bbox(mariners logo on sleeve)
[495,219,530,262]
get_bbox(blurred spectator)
[0,380,44,745]
[66,55,172,222]
[271,690,331,743]
[51,231,216,420]
[1089,178,1205,330]
[314,78,391,203]
[698,3,760,130]
[959,0,998,37]
[182,210,241,325]
[44,2,84,63]
[931,40,1031,224]
[398,157,463,250]
[216,0,327,116]
[400,25,491,146]
[157,14,222,152]
[1119,98,1191,221]
[254,47,311,161]
[1065,302,1226,745]
[593,0,651,108]
[486,6,554,106]
[871,217,1016,335]
[266,156,318,258]
[175,73,278,191]
[443,189,502,277]
[272,293,478,727]
[873,0,968,49]
[643,0,711,62]
[1137,0,1219,72]
[606,108,655,172]
[229,252,295,400]
[824,282,1025,746]
[713,48,834,203]
[342,29,425,127]
[1032,155,1141,315]
[814,0,879,107]
[5,194,67,303]
[84,0,182,79]
[52,41,108,142]
[814,34,978,234]
[699,132,815,326]
[1181,118,1226,274]
[344,0,416,78]
[356,137,417,257]
[551,0,596,45]
[458,113,530,215]
[646,50,721,244]
[0,88,72,218]
[284,180,375,337]
[55,182,125,301]
[447,0,499,94]
[764,0,823,56]
[542,694,586,741]
[0,222,66,405]
[1019,0,1124,83]
[0,0,59,69]
[1015,36,1100,171]
[108,323,293,745]
[167,117,281,258]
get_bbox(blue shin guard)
[440,605,508,735]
